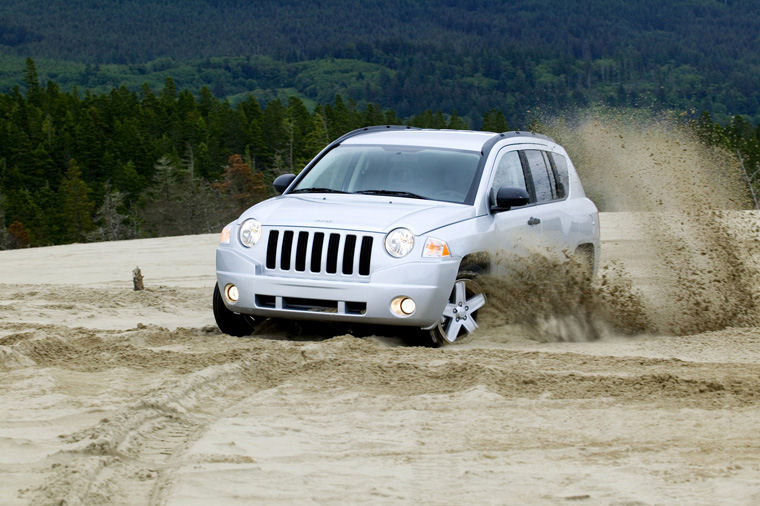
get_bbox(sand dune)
[1,209,760,505]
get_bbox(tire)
[212,284,257,337]
[423,272,486,347]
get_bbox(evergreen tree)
[60,159,94,242]
[304,111,330,164]
[364,103,386,126]
[23,58,42,106]
[447,111,468,130]
[140,155,181,237]
[481,110,509,132]
[140,155,231,236]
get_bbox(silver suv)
[214,126,599,346]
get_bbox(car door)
[487,148,545,258]
[522,149,578,256]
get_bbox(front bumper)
[216,246,459,328]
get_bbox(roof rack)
[332,125,420,144]
[497,130,556,143]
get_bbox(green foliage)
[139,156,230,237]
[2,64,757,248]
[59,159,94,242]
[481,110,509,133]
[0,74,408,246]
[2,0,760,126]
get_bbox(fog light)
[224,284,239,303]
[400,297,416,315]
[390,296,416,317]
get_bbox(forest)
[1,59,758,249]
[1,0,760,124]
[0,59,496,248]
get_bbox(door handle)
[527,217,541,226]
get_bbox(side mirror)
[273,173,297,194]
[491,186,530,212]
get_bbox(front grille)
[265,229,373,276]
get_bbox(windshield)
[289,145,482,204]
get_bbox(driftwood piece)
[132,266,144,291]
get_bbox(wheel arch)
[573,242,597,274]
[458,251,492,274]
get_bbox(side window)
[541,151,558,195]
[549,152,569,198]
[524,149,554,202]
[490,150,528,205]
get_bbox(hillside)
[1,0,760,122]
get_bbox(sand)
[0,211,759,505]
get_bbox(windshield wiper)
[290,187,348,194]
[355,189,427,200]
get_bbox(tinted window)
[524,149,554,202]
[491,150,527,193]
[549,153,569,198]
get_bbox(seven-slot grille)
[265,229,373,276]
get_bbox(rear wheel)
[212,284,257,337]
[425,274,486,347]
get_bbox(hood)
[239,194,475,235]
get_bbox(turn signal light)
[422,237,451,257]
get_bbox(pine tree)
[481,110,509,132]
[363,103,386,126]
[304,112,330,164]
[447,110,468,130]
[287,97,315,169]
[140,155,231,236]
[23,58,42,106]
[60,159,94,243]
[140,156,180,237]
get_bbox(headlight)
[239,219,262,247]
[385,227,414,257]
[422,237,451,257]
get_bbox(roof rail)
[332,125,420,144]
[497,130,556,143]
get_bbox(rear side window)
[549,153,569,198]
[524,150,554,202]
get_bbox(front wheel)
[212,284,257,337]
[426,275,486,347]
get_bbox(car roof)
[339,127,555,152]
[341,128,498,152]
